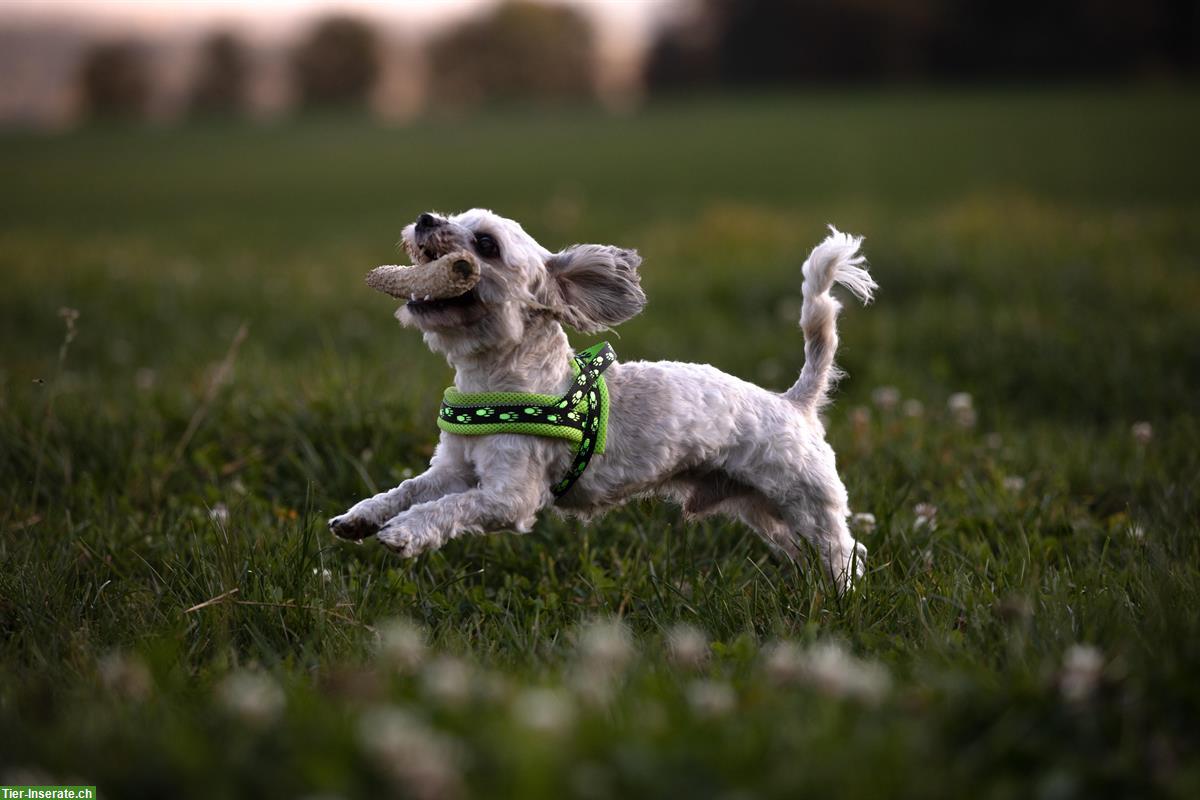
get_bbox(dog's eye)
[474,233,500,259]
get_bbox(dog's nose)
[416,213,441,231]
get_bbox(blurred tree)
[1162,0,1199,74]
[189,31,250,116]
[717,0,939,84]
[644,4,720,93]
[645,0,940,91]
[428,1,596,106]
[292,15,380,108]
[644,0,1196,91]
[78,40,151,118]
[928,1,1176,80]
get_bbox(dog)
[329,209,876,591]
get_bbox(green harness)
[437,342,616,498]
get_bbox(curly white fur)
[330,210,876,592]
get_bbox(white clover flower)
[1060,644,1104,702]
[902,398,924,418]
[570,618,634,707]
[757,358,783,382]
[775,296,803,324]
[218,670,285,726]
[208,502,229,524]
[1127,524,1146,542]
[3,767,56,788]
[947,392,974,413]
[312,567,333,583]
[376,618,427,672]
[568,670,616,708]
[134,368,157,391]
[357,706,461,800]
[797,641,890,703]
[849,406,871,427]
[475,670,512,705]
[98,651,152,702]
[421,656,473,708]
[762,641,805,686]
[512,688,576,734]
[913,503,938,531]
[850,512,877,535]
[665,623,709,669]
[1002,476,1026,492]
[357,706,422,760]
[576,617,634,677]
[948,392,977,428]
[871,386,900,412]
[1131,421,1153,445]
[921,547,934,571]
[686,680,736,718]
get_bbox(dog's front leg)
[375,452,546,557]
[329,447,472,541]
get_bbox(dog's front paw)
[328,512,381,541]
[376,521,441,558]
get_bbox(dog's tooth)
[424,294,431,301]
[410,293,417,301]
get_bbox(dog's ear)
[544,245,645,333]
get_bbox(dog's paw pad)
[329,514,379,541]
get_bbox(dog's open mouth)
[405,287,481,313]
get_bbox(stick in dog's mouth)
[365,250,481,310]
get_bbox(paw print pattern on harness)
[437,342,616,499]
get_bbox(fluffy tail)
[785,226,876,410]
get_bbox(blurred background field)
[1,2,1199,799]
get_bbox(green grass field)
[2,90,1199,799]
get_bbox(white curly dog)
[330,210,876,591]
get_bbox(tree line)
[648,0,1197,90]
[80,0,1198,119]
[80,3,597,119]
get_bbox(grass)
[1,89,1199,799]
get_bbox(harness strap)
[437,342,616,499]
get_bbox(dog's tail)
[785,226,876,411]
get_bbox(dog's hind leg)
[774,488,865,594]
[728,496,804,561]
[725,455,865,593]
[675,471,802,560]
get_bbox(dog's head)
[393,209,645,349]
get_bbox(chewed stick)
[365,250,480,301]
